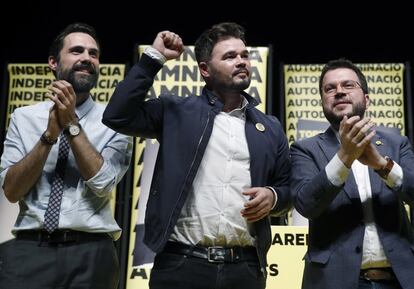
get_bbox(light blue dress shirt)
[0,97,133,240]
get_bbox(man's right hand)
[45,106,62,141]
[152,31,184,60]
[337,115,375,168]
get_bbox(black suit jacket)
[103,54,292,274]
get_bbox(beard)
[231,77,251,91]
[323,101,366,130]
[208,66,251,92]
[56,62,99,94]
[231,68,251,91]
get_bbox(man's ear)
[48,56,57,72]
[364,94,370,109]
[199,62,209,78]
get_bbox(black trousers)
[0,236,119,289]
[149,251,266,289]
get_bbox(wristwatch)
[374,156,394,179]
[64,123,81,137]
[40,131,57,145]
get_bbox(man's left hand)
[241,187,275,222]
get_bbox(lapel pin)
[255,123,265,132]
[375,140,383,146]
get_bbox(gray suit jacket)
[290,126,414,289]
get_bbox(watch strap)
[40,131,57,145]
[375,156,394,179]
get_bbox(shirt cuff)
[85,161,116,197]
[384,161,403,188]
[265,186,278,209]
[326,153,350,186]
[144,47,167,65]
[0,167,8,191]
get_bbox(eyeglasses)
[323,80,362,96]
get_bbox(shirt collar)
[203,87,259,110]
[225,96,247,119]
[75,95,94,120]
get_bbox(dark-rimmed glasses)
[323,80,362,96]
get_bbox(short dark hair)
[319,58,368,95]
[49,22,100,61]
[194,22,246,64]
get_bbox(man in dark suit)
[290,58,414,289]
[103,23,291,289]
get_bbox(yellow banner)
[267,226,307,289]
[284,63,405,144]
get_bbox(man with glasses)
[290,58,414,289]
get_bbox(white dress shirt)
[0,97,133,240]
[326,152,403,268]
[170,98,257,247]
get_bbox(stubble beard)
[323,101,366,130]
[230,76,251,92]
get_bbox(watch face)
[69,124,80,136]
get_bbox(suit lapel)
[318,128,339,164]
[318,127,359,199]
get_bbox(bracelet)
[40,131,57,145]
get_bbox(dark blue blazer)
[290,126,414,289]
[103,54,291,273]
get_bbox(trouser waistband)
[163,241,258,263]
[16,230,110,244]
[360,267,397,282]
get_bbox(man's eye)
[344,83,355,89]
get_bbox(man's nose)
[336,83,346,93]
[334,90,347,98]
[236,55,247,67]
[79,51,92,62]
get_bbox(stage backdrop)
[0,63,125,243]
